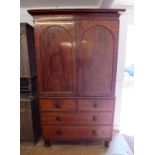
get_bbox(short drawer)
[41,112,113,125]
[40,99,76,112]
[78,99,114,111]
[42,125,112,139]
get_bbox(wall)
[114,6,134,129]
[20,8,34,26]
[20,6,134,130]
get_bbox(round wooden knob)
[55,104,60,108]
[92,116,97,121]
[56,116,61,121]
[93,102,98,108]
[55,100,61,108]
[92,129,97,136]
[56,130,63,135]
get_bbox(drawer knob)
[56,130,63,135]
[92,116,97,121]
[93,102,98,108]
[56,116,61,121]
[55,100,61,109]
[92,129,97,136]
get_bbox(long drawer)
[40,99,76,112]
[41,112,113,125]
[42,125,112,139]
[78,99,114,111]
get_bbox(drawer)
[78,99,114,111]
[40,99,76,112]
[42,125,112,139]
[41,112,113,125]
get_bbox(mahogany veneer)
[28,9,125,147]
[41,112,113,125]
[43,125,112,139]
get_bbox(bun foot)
[105,141,110,148]
[44,140,50,147]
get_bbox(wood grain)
[42,125,112,139]
[28,8,125,16]
[41,112,113,125]
[77,19,115,97]
[20,96,41,143]
[78,99,114,112]
[40,99,76,112]
[35,21,76,96]
[20,23,36,78]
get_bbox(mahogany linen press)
[28,9,125,147]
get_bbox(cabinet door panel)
[20,33,30,77]
[77,20,115,96]
[36,21,76,96]
[20,107,33,141]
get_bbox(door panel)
[38,21,76,96]
[20,33,30,77]
[20,107,33,141]
[77,20,114,96]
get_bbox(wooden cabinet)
[20,95,41,143]
[20,23,36,78]
[20,23,37,93]
[20,23,41,143]
[28,9,125,147]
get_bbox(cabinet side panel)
[26,25,37,77]
[20,27,30,77]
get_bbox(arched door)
[77,20,115,97]
[38,21,76,96]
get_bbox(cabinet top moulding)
[28,9,125,16]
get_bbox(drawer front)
[40,99,76,112]
[41,112,113,125]
[42,125,112,139]
[78,99,114,111]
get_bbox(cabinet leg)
[44,140,50,147]
[105,141,110,148]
